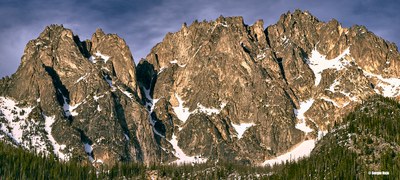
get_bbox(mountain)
[1,10,400,167]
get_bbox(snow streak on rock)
[196,102,226,116]
[172,93,192,122]
[89,51,110,63]
[307,47,350,86]
[43,114,69,161]
[0,97,33,143]
[363,71,400,97]
[294,99,315,133]
[168,134,207,164]
[231,123,255,139]
[59,91,81,117]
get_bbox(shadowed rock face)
[1,10,400,166]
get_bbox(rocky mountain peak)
[2,11,400,167]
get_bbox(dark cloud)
[1,0,399,77]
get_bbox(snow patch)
[0,97,33,143]
[219,22,228,27]
[320,97,340,107]
[294,99,315,133]
[93,94,104,101]
[257,52,266,60]
[263,139,315,166]
[142,82,165,137]
[327,79,340,93]
[124,133,130,141]
[172,94,227,122]
[307,47,350,86]
[170,59,187,67]
[43,114,68,161]
[158,67,166,74]
[89,51,110,63]
[363,71,400,97]
[196,102,226,115]
[168,134,207,164]
[172,94,192,122]
[118,87,134,99]
[58,89,81,117]
[231,123,255,139]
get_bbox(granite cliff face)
[0,25,159,166]
[1,10,400,166]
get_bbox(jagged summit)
[1,11,400,167]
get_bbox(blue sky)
[0,0,399,77]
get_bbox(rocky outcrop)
[1,10,400,166]
[0,25,158,166]
[138,10,400,164]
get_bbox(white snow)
[263,139,316,166]
[152,127,165,138]
[142,82,165,137]
[172,93,192,122]
[363,71,400,97]
[124,133,130,141]
[118,87,133,99]
[307,47,350,86]
[158,67,166,74]
[43,114,68,161]
[192,45,203,58]
[88,56,96,63]
[168,134,207,164]
[327,79,340,93]
[196,102,226,115]
[94,51,110,63]
[281,36,289,44]
[169,59,187,67]
[0,97,33,143]
[218,22,228,27]
[294,99,315,133]
[37,98,41,102]
[172,94,227,122]
[89,51,110,63]
[231,123,255,139]
[75,73,89,83]
[320,97,340,107]
[257,52,266,60]
[97,105,101,111]
[58,90,81,117]
[93,94,104,101]
[95,51,110,63]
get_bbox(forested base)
[1,95,399,179]
[1,140,397,179]
[269,95,400,179]
[0,142,97,179]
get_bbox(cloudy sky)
[0,0,399,77]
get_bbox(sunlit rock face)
[1,10,400,166]
[0,25,158,166]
